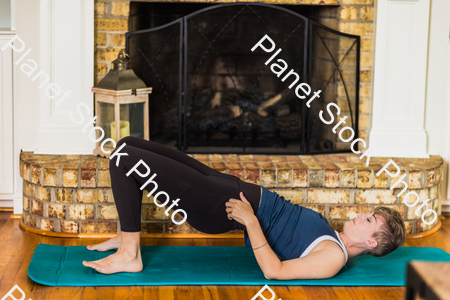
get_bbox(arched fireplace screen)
[126,3,360,154]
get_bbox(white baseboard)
[1,188,23,214]
[441,200,450,213]
[0,199,14,207]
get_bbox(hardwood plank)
[202,285,221,300]
[216,285,249,300]
[274,285,310,300]
[67,288,85,300]
[331,286,353,299]
[0,212,11,231]
[303,286,341,300]
[346,287,374,300]
[158,286,175,300]
[113,286,143,300]
[81,286,116,300]
[173,286,205,300]
[0,215,17,246]
[346,287,406,300]
[0,245,18,268]
[40,286,81,300]
[0,231,39,297]
[142,287,160,300]
[6,227,26,246]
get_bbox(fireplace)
[16,0,446,237]
[125,2,360,154]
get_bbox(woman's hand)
[225,192,256,227]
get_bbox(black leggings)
[109,136,261,233]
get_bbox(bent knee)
[110,136,138,155]
[116,136,137,148]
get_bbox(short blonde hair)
[362,206,406,257]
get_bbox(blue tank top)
[244,187,348,262]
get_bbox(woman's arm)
[226,192,345,280]
[245,216,283,279]
[225,192,281,279]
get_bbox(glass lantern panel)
[98,102,115,148]
[120,102,145,140]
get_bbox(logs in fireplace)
[126,3,360,154]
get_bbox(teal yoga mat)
[28,244,450,286]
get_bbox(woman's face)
[343,212,385,248]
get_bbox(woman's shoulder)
[310,239,347,265]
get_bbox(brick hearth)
[20,151,443,236]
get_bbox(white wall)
[424,0,450,155]
[15,0,41,154]
[424,0,450,212]
[441,39,450,212]
[15,0,94,155]
[0,33,15,208]
[0,0,15,208]
[6,0,42,212]
[369,0,450,208]
[33,0,94,155]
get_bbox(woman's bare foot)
[87,232,122,251]
[82,248,143,274]
[83,231,143,274]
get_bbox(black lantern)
[92,51,152,157]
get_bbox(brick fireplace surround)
[18,0,444,237]
[20,152,443,236]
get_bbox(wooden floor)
[1,212,449,300]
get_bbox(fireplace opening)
[126,2,360,154]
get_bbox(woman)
[83,136,406,280]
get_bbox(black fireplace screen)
[126,3,360,154]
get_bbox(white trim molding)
[10,0,16,31]
[441,34,450,213]
[0,34,15,196]
[369,0,430,158]
[34,0,94,154]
